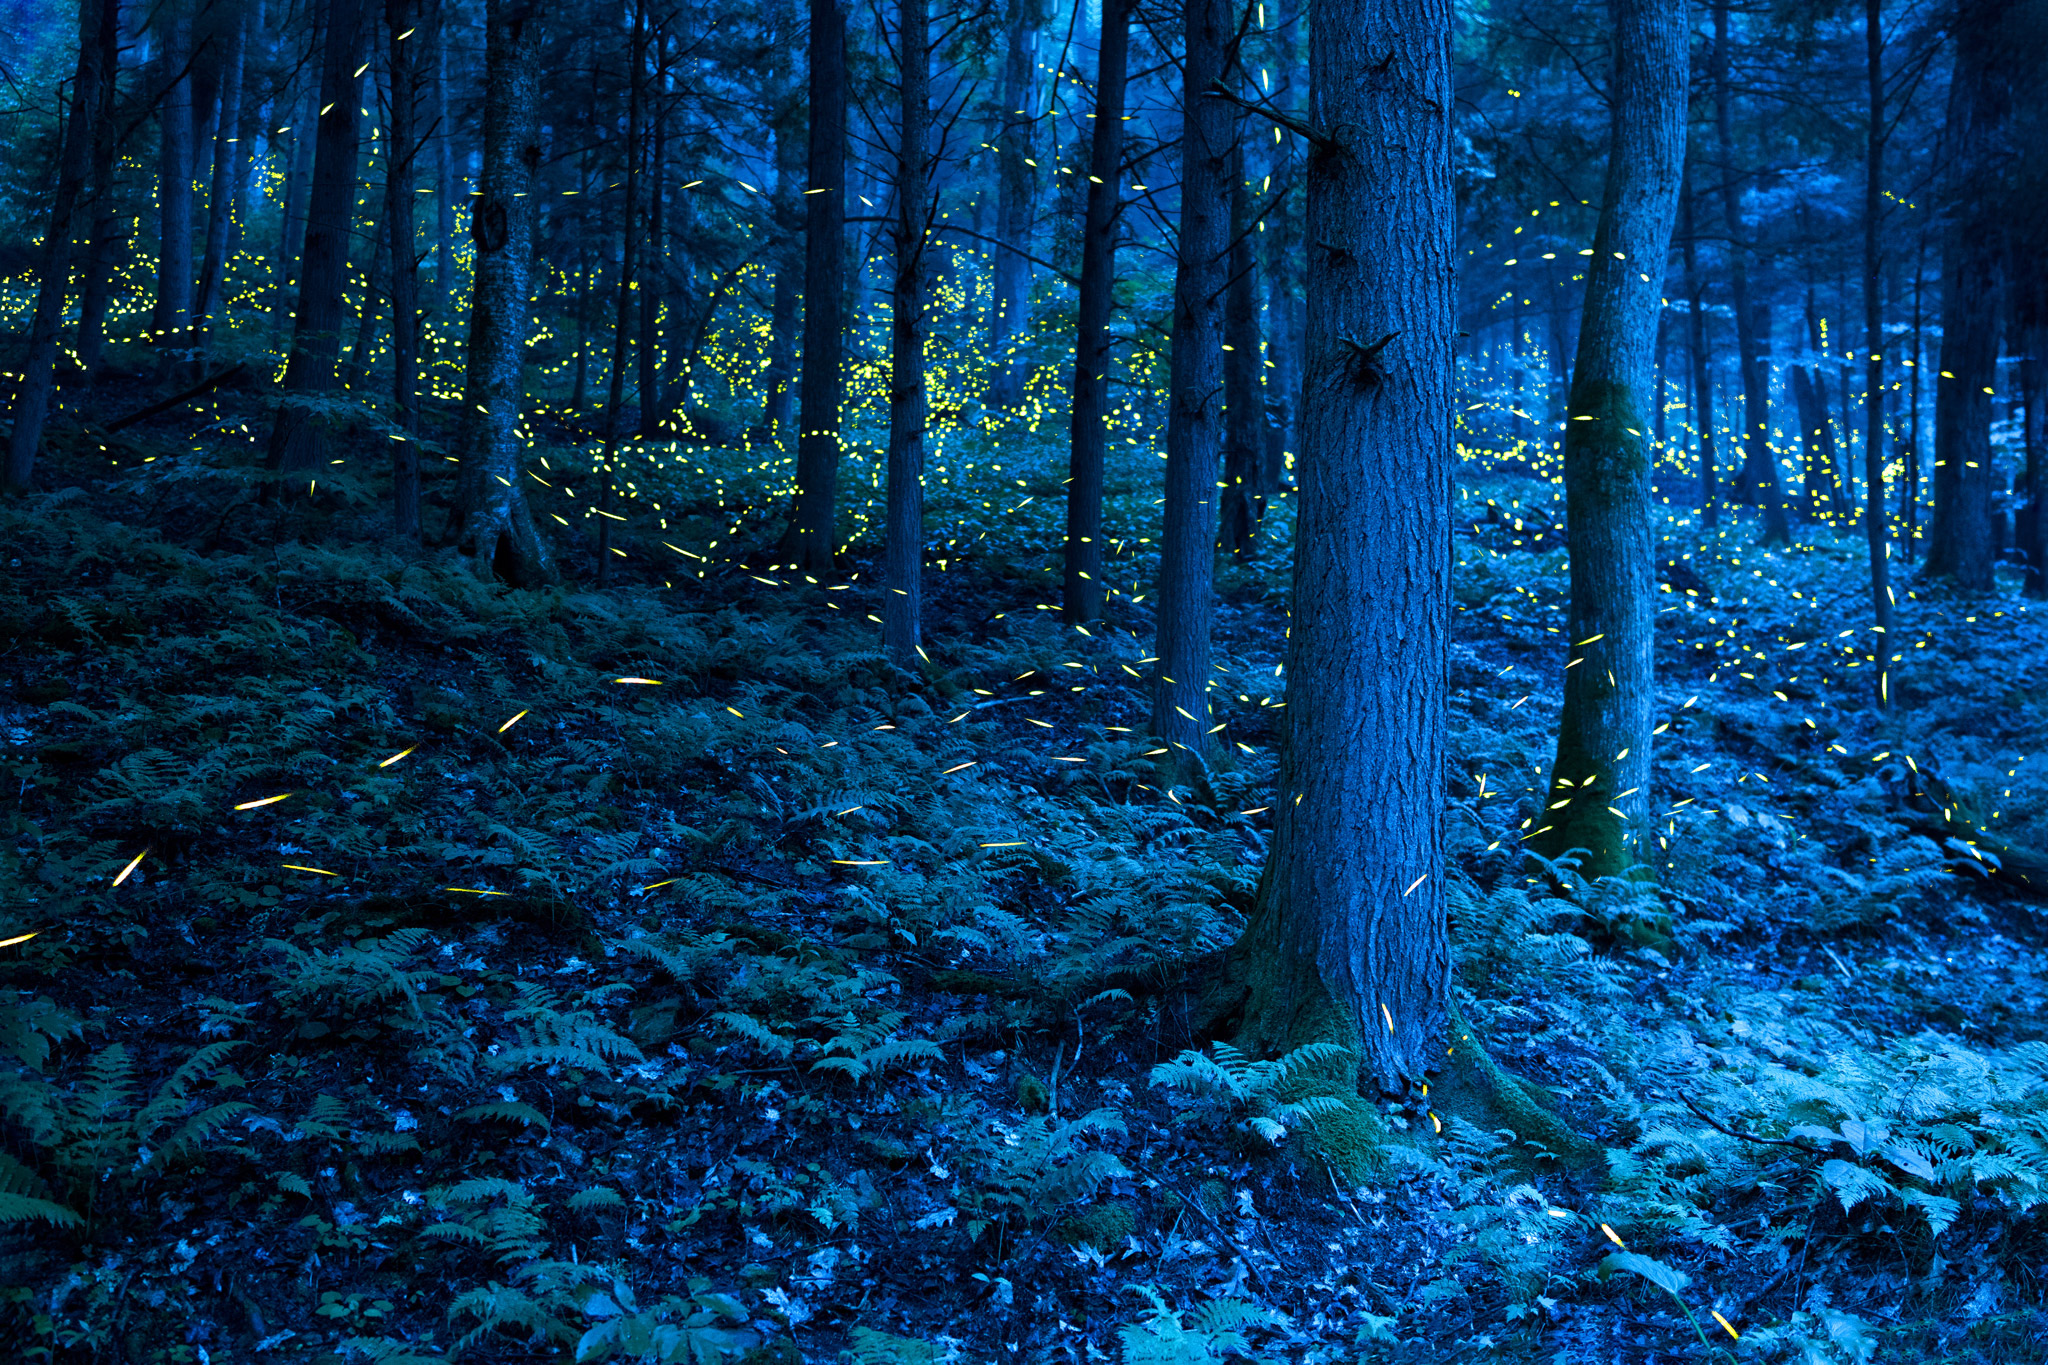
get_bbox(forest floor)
[5,381,2048,1365]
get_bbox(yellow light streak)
[113,848,149,886]
[282,864,337,876]
[234,793,292,810]
[497,709,530,732]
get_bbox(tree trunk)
[1259,134,1297,493]
[265,0,366,481]
[986,0,1040,409]
[153,6,197,354]
[194,0,249,363]
[2019,278,2046,598]
[1529,0,1686,880]
[73,0,124,380]
[346,212,389,392]
[1150,0,1231,763]
[1682,179,1716,524]
[1925,0,2011,594]
[4,0,113,491]
[757,0,804,448]
[570,144,598,413]
[1219,140,1264,557]
[1712,1,1787,543]
[278,22,321,320]
[883,0,930,666]
[430,0,457,298]
[639,28,669,436]
[1862,0,1897,703]
[1063,0,1128,625]
[448,0,551,584]
[595,0,648,586]
[1235,0,1456,1094]
[778,0,846,570]
[387,0,423,539]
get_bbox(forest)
[0,0,2044,1359]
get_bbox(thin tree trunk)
[1713,1,1787,543]
[2019,273,2046,599]
[778,0,846,570]
[1063,0,1128,624]
[639,26,669,436]
[883,0,930,666]
[194,0,249,363]
[154,7,197,353]
[1530,0,1686,880]
[1682,183,1717,524]
[1904,233,1925,559]
[449,0,551,584]
[570,144,598,413]
[431,0,456,297]
[1259,133,1297,492]
[1862,0,1896,700]
[1925,0,2009,593]
[595,0,648,586]
[987,0,1040,409]
[278,31,320,319]
[73,0,124,380]
[4,0,113,491]
[387,0,423,539]
[1150,0,1231,763]
[347,212,389,391]
[757,0,804,447]
[265,0,366,481]
[1220,139,1264,556]
[1235,0,1456,1094]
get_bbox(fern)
[1149,1041,1352,1145]
[1116,1286,1285,1365]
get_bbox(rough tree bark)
[883,0,931,666]
[1232,0,1457,1095]
[3,0,113,492]
[447,0,552,584]
[265,0,366,480]
[1925,0,2013,594]
[1529,0,1687,879]
[387,0,424,539]
[1713,0,1788,544]
[778,0,846,570]
[1062,0,1129,625]
[1150,0,1231,763]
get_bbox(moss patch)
[1057,1200,1137,1248]
[1428,1002,1601,1174]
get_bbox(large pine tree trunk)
[193,0,249,363]
[882,0,930,666]
[1062,0,1128,625]
[448,0,551,584]
[1219,140,1264,557]
[387,0,423,539]
[4,0,113,491]
[1259,142,1298,495]
[153,7,197,354]
[986,0,1039,409]
[1150,0,1232,763]
[265,0,366,480]
[1925,0,2012,594]
[778,0,847,570]
[1529,0,1686,880]
[1236,0,1456,1094]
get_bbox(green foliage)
[1148,1040,1353,1146]
[956,1107,1131,1245]
[1116,1286,1287,1365]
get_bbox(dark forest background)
[1,0,2046,1360]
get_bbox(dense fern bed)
[4,452,2048,1364]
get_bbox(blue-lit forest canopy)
[2,0,2047,1361]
